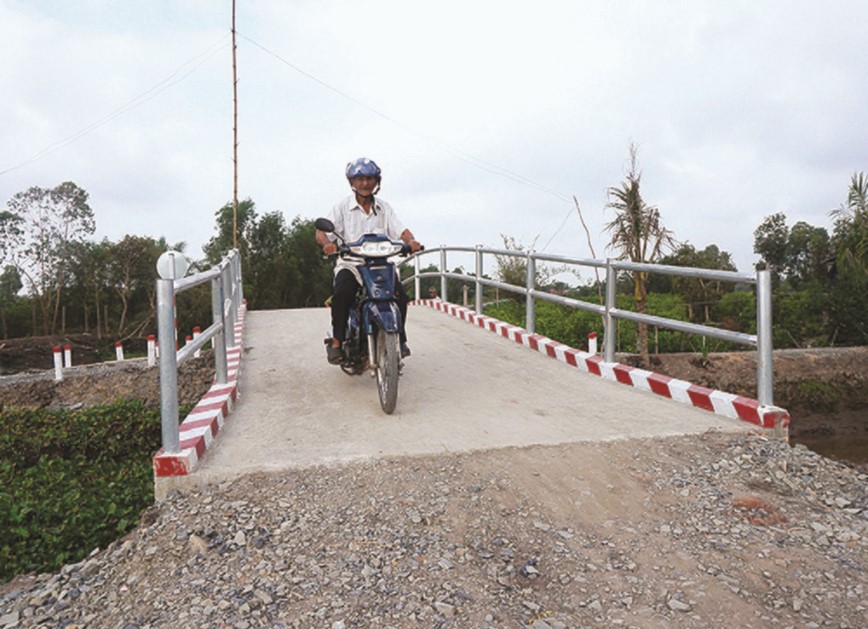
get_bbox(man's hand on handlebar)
[408,240,423,253]
[322,242,338,255]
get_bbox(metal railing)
[401,246,775,406]
[156,250,243,454]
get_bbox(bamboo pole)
[232,0,239,251]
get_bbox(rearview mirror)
[315,218,335,233]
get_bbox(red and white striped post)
[53,346,63,381]
[147,335,156,366]
[115,341,124,361]
[588,331,598,355]
[193,326,201,358]
[63,344,72,367]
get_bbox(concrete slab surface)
[189,306,748,485]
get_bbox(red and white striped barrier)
[147,335,156,367]
[53,346,63,381]
[115,341,124,361]
[153,304,247,477]
[412,299,790,431]
[193,326,201,358]
[63,344,72,368]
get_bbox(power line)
[238,33,574,206]
[0,34,231,177]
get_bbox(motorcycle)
[315,217,413,414]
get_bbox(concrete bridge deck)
[185,305,748,488]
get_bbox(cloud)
[2,0,866,275]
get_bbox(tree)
[203,199,257,266]
[604,144,675,360]
[753,212,789,284]
[65,240,110,336]
[106,236,176,336]
[827,172,868,345]
[831,171,868,274]
[754,213,831,286]
[786,221,831,286]
[0,182,95,334]
[493,235,565,308]
[282,217,333,308]
[657,243,737,322]
[0,265,23,338]
[0,265,22,302]
[494,235,531,303]
[246,211,290,309]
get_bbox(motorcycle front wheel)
[375,328,400,414]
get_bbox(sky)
[2,0,866,281]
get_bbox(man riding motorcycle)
[315,157,423,365]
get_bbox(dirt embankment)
[0,354,216,411]
[0,336,864,452]
[0,333,144,375]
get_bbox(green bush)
[484,293,751,355]
[0,400,173,582]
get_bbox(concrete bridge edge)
[152,300,790,500]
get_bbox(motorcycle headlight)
[351,241,402,257]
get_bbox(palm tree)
[604,144,675,361]
[831,172,867,274]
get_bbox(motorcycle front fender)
[363,301,401,334]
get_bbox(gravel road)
[2,431,865,628]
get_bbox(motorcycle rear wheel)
[375,328,399,414]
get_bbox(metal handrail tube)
[443,271,470,281]
[157,278,180,454]
[157,250,241,455]
[529,289,607,316]
[221,263,235,349]
[526,253,535,334]
[399,245,776,405]
[176,320,223,365]
[533,252,607,268]
[477,277,526,295]
[604,263,617,361]
[478,247,519,257]
[612,259,755,283]
[439,247,448,302]
[756,270,773,405]
[608,308,757,346]
[174,267,221,293]
[211,275,229,385]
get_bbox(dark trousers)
[332,268,409,344]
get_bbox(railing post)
[157,278,180,454]
[227,256,238,332]
[221,261,235,349]
[414,255,421,301]
[756,268,774,406]
[475,245,483,315]
[440,246,448,303]
[526,252,535,334]
[604,260,617,362]
[212,275,229,385]
[233,250,244,306]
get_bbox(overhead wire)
[238,33,576,209]
[3,29,582,253]
[0,33,231,177]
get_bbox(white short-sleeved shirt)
[326,195,405,243]
[327,194,406,274]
